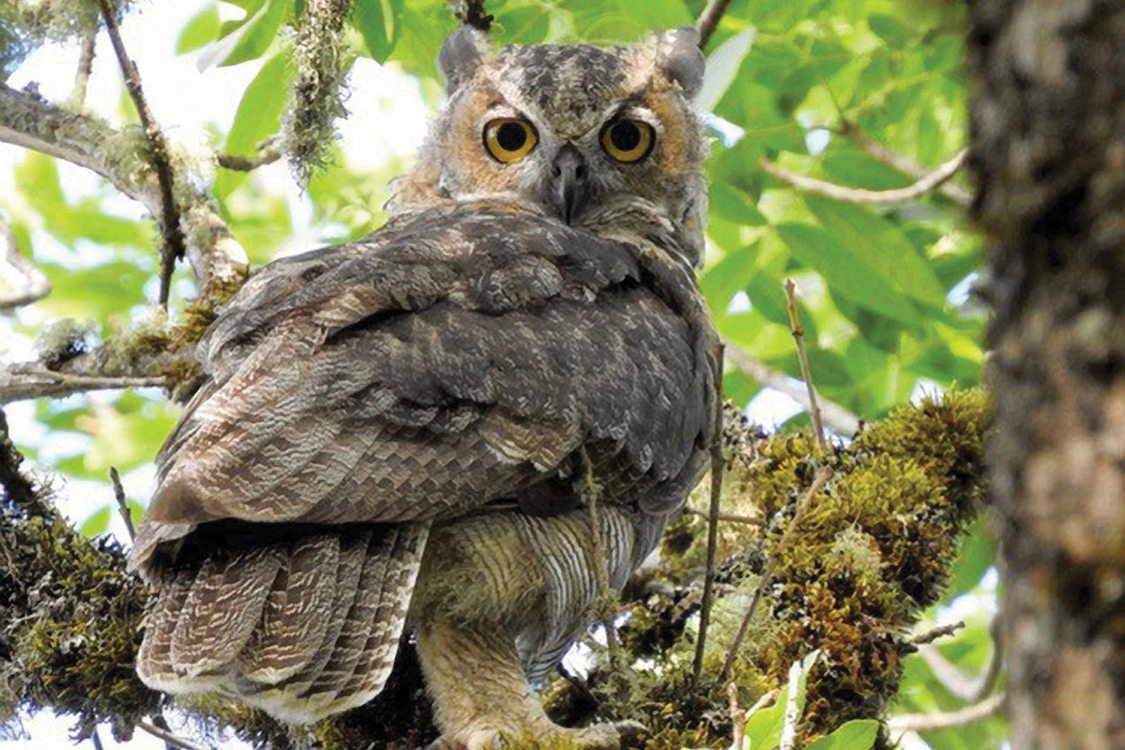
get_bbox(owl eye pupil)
[496,122,527,152]
[610,121,641,152]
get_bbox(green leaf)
[80,506,111,537]
[353,0,402,61]
[945,518,997,600]
[215,51,293,197]
[868,14,914,49]
[775,222,921,326]
[743,651,820,749]
[700,243,757,317]
[805,719,880,750]
[493,3,551,44]
[698,28,755,113]
[176,4,221,54]
[200,0,287,68]
[710,182,768,227]
[803,197,948,309]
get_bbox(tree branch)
[216,144,281,172]
[0,365,169,404]
[838,124,972,208]
[696,0,735,48]
[67,27,98,110]
[95,0,184,307]
[887,693,1005,733]
[723,341,861,436]
[0,212,50,310]
[911,620,964,646]
[0,83,248,292]
[759,148,968,206]
[693,344,726,683]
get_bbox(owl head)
[395,27,708,263]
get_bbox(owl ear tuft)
[439,27,491,93]
[653,27,704,99]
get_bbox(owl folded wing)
[130,206,710,570]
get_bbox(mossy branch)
[2,391,989,749]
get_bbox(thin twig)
[450,1,493,31]
[919,616,1004,703]
[68,27,98,109]
[580,445,619,653]
[216,145,281,172]
[0,365,170,405]
[839,124,971,207]
[109,466,135,541]
[0,213,50,310]
[716,466,834,685]
[912,620,964,646]
[759,148,968,206]
[90,728,105,750]
[724,341,860,436]
[693,344,725,683]
[684,505,763,526]
[696,0,735,48]
[136,720,209,750]
[95,0,185,308]
[778,658,804,750]
[784,280,827,455]
[887,693,1005,733]
[727,682,745,750]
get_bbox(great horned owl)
[130,26,717,749]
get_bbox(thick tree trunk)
[968,2,1125,749]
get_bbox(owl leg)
[418,618,635,749]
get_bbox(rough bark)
[968,2,1125,749]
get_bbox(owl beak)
[548,146,588,224]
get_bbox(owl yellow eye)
[601,118,654,163]
[483,118,538,163]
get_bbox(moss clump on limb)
[0,410,157,741]
[543,390,989,749]
[0,391,987,748]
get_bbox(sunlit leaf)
[176,4,220,54]
[804,719,879,750]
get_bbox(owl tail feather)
[136,522,429,724]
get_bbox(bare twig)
[919,616,1005,703]
[109,466,135,541]
[759,148,968,206]
[68,27,98,109]
[727,682,745,750]
[0,365,170,405]
[693,344,725,683]
[450,1,493,31]
[90,728,105,750]
[912,620,964,646]
[887,693,1005,733]
[581,445,619,653]
[839,124,972,207]
[216,145,281,172]
[696,0,735,48]
[0,213,50,310]
[778,658,804,750]
[96,0,186,307]
[684,505,763,526]
[724,341,860,436]
[716,466,834,685]
[136,720,209,750]
[784,280,827,454]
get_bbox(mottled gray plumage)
[132,26,716,746]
